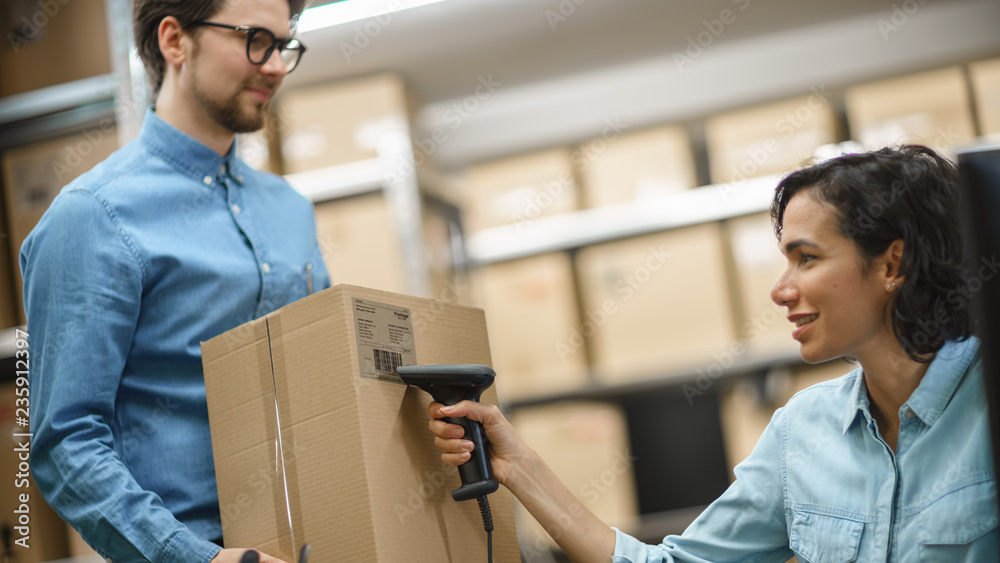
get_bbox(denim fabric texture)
[20,109,330,562]
[613,338,997,563]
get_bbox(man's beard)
[192,76,271,134]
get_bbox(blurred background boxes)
[575,223,735,383]
[1,127,119,325]
[279,73,415,173]
[726,212,792,356]
[470,252,589,402]
[460,148,580,232]
[970,57,1000,137]
[508,401,637,552]
[705,93,838,185]
[578,124,696,209]
[0,0,110,97]
[0,205,15,330]
[845,66,976,153]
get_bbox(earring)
[887,280,898,290]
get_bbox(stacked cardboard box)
[2,126,119,324]
[845,66,976,152]
[470,253,589,401]
[705,92,838,185]
[0,0,110,97]
[202,285,520,562]
[575,223,736,383]
[970,57,1000,137]
[461,148,580,232]
[509,401,637,554]
[578,124,696,208]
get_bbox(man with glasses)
[20,0,326,561]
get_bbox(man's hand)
[211,548,289,563]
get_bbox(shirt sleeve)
[21,189,221,563]
[612,407,793,563]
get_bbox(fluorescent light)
[297,0,450,34]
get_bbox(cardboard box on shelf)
[578,124,696,208]
[461,148,580,232]
[201,285,519,562]
[971,57,1000,136]
[470,252,589,402]
[279,74,415,173]
[727,212,795,355]
[0,0,110,97]
[0,381,70,562]
[705,92,838,185]
[575,223,736,384]
[2,125,119,324]
[845,66,976,153]
[509,401,637,554]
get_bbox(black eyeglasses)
[194,20,306,73]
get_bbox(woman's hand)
[427,400,527,487]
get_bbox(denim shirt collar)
[139,108,245,188]
[842,337,980,434]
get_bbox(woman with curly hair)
[426,145,995,561]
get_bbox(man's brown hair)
[133,0,307,97]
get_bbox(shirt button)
[231,204,241,214]
[262,262,271,274]
[203,175,213,185]
[220,165,227,174]
[904,408,916,419]
[236,174,244,182]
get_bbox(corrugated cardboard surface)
[0,0,110,96]
[845,66,976,153]
[705,93,837,184]
[202,285,519,562]
[461,148,580,232]
[1,126,118,324]
[580,124,696,208]
[971,57,1000,136]
[470,252,589,401]
[575,223,736,383]
[278,74,412,172]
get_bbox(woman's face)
[771,189,896,364]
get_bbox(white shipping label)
[352,297,417,384]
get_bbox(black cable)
[477,495,494,563]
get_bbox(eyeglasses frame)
[192,20,307,72]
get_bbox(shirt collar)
[139,108,245,188]
[842,337,980,434]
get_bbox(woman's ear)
[882,239,905,290]
[158,16,188,67]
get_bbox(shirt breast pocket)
[789,509,864,563]
[918,478,998,561]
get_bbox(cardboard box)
[727,212,797,355]
[2,125,119,324]
[470,253,589,401]
[579,124,696,208]
[0,197,16,330]
[313,193,461,301]
[279,74,414,173]
[201,285,519,562]
[509,401,637,555]
[0,0,111,96]
[575,223,736,383]
[705,93,838,185]
[461,148,580,232]
[0,380,70,562]
[845,66,976,152]
[971,57,1000,136]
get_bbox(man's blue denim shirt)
[21,109,330,562]
[613,337,996,562]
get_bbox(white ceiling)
[284,0,1000,168]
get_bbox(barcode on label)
[373,348,403,374]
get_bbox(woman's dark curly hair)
[770,145,973,362]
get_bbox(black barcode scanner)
[396,364,500,501]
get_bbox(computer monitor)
[956,144,1000,520]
